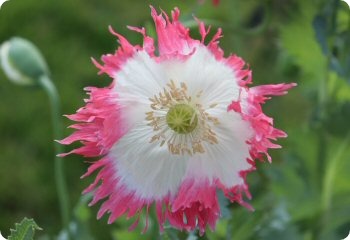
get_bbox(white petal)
[160,45,240,108]
[110,46,251,199]
[186,110,252,187]
[159,46,252,186]
[112,51,167,128]
[110,120,188,200]
[113,46,240,129]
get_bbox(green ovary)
[166,104,198,134]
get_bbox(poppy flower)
[60,7,295,235]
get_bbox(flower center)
[146,80,219,156]
[166,104,198,134]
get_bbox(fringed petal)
[168,179,220,236]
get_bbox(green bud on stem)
[0,37,49,86]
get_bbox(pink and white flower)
[60,7,295,235]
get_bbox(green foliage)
[280,0,326,86]
[8,218,41,240]
[314,1,350,83]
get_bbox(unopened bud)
[0,37,49,86]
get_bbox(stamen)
[146,80,219,156]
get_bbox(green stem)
[39,75,70,237]
[313,39,331,240]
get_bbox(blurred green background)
[0,0,349,239]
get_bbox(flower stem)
[39,75,70,237]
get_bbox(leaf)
[332,31,350,83]
[280,1,327,85]
[312,1,350,82]
[8,218,42,240]
[313,14,329,55]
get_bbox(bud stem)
[39,75,71,239]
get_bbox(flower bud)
[0,37,49,86]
